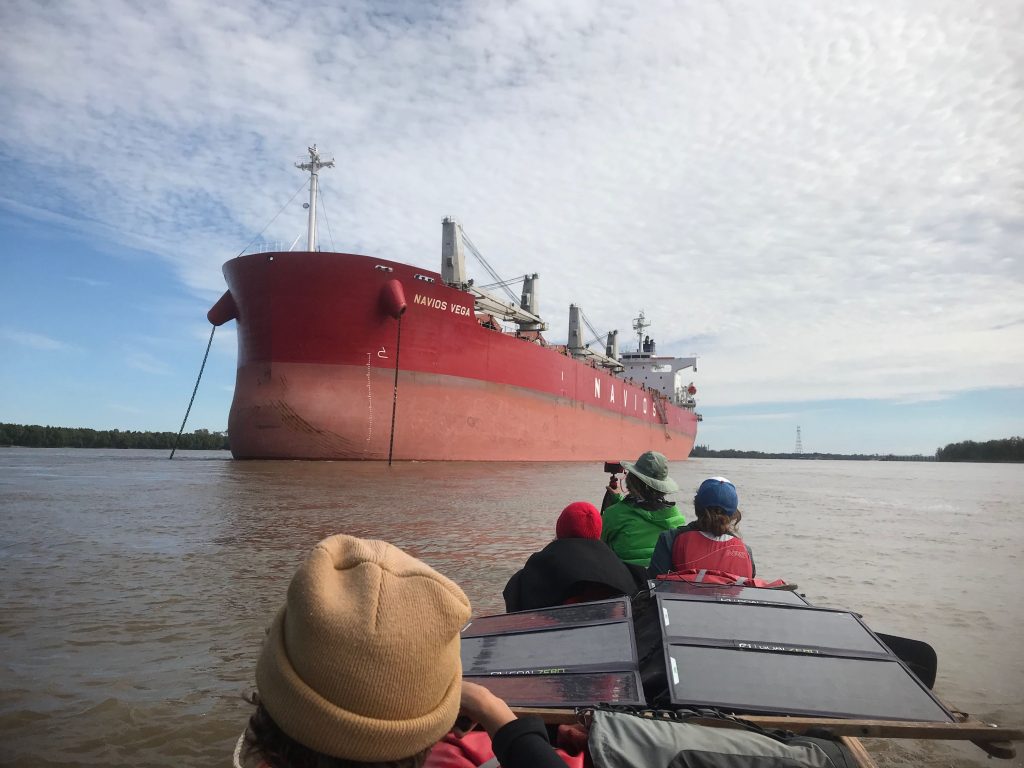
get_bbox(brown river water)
[1,448,1021,767]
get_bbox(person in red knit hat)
[555,501,603,540]
[503,501,644,612]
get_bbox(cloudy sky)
[1,0,1021,454]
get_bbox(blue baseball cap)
[694,477,739,515]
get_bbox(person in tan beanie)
[237,534,571,768]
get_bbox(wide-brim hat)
[620,450,679,493]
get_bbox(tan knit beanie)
[255,535,471,761]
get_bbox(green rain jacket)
[600,495,686,566]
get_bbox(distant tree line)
[935,437,1023,463]
[690,445,932,462]
[0,423,229,450]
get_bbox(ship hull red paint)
[227,362,697,461]
[215,251,699,461]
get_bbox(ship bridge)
[613,311,698,408]
[618,351,698,408]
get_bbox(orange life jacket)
[670,530,754,578]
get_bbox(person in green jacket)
[600,450,686,567]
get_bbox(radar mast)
[632,310,651,354]
[296,145,334,251]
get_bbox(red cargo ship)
[207,148,700,461]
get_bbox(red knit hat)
[556,501,602,540]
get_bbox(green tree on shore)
[0,423,229,450]
[690,445,931,461]
[935,437,1023,463]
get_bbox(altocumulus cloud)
[1,0,1022,406]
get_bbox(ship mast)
[632,310,651,354]
[296,145,334,251]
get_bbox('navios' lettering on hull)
[414,293,472,316]
[594,377,648,416]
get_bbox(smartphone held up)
[603,461,624,491]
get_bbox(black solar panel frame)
[461,620,640,675]
[655,593,955,721]
[656,594,893,659]
[662,643,955,721]
[462,596,633,638]
[460,597,642,688]
[464,669,646,707]
[651,579,812,607]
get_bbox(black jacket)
[503,538,645,613]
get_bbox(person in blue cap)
[647,476,754,579]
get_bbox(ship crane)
[440,218,547,331]
[568,306,623,371]
[476,275,535,292]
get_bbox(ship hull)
[228,362,696,460]
[212,251,698,461]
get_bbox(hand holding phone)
[603,460,623,492]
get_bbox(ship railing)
[673,388,698,409]
[242,241,285,255]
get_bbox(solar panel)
[459,596,644,706]
[462,619,637,675]
[462,597,629,638]
[459,591,950,719]
[665,644,953,721]
[464,671,644,707]
[658,598,889,656]
[653,579,810,606]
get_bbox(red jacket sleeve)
[425,720,584,768]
